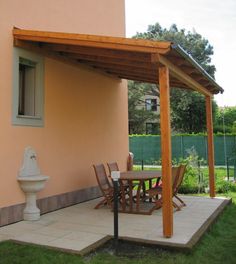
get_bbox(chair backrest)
[93,164,112,192]
[127,152,134,171]
[171,166,181,191]
[107,162,119,174]
[175,164,187,191]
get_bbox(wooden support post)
[159,66,173,238]
[206,96,215,197]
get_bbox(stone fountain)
[17,147,49,221]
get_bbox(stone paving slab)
[0,195,231,254]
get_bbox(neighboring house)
[143,94,160,134]
[0,0,128,226]
[132,93,160,135]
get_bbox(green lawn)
[1,191,236,263]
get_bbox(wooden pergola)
[13,28,223,238]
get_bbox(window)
[146,123,158,135]
[145,98,157,111]
[13,48,44,126]
[18,58,37,116]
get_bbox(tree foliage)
[171,88,217,133]
[128,23,218,134]
[135,23,216,77]
[214,106,236,133]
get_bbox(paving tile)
[63,231,106,242]
[33,226,72,238]
[32,217,57,226]
[14,232,56,244]
[48,221,85,231]
[0,234,11,241]
[0,225,28,237]
[46,237,96,252]
[76,224,113,235]
[10,221,44,231]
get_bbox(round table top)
[120,170,161,180]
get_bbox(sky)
[125,0,236,107]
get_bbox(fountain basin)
[18,175,49,193]
[18,175,49,221]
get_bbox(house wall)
[0,0,128,217]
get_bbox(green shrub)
[216,180,236,193]
[178,184,199,194]
[175,148,207,194]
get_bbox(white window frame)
[12,48,44,127]
[145,98,157,111]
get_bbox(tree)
[214,106,236,133]
[171,88,218,133]
[128,23,218,133]
[135,23,216,77]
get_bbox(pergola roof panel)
[13,28,223,95]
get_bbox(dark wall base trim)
[0,186,101,227]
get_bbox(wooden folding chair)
[173,164,187,207]
[146,166,182,213]
[107,161,131,199]
[93,164,114,209]
[107,162,119,175]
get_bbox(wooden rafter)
[117,74,155,84]
[77,61,157,74]
[70,54,158,69]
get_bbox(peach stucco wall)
[0,0,128,207]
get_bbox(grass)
[0,241,85,264]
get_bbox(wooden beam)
[78,60,157,75]
[151,53,160,63]
[98,70,156,81]
[166,56,187,67]
[206,96,215,197]
[180,67,198,75]
[170,82,190,90]
[13,28,172,53]
[159,55,212,96]
[68,54,159,69]
[40,43,157,62]
[118,75,155,84]
[159,66,173,238]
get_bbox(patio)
[10,28,225,238]
[0,195,231,255]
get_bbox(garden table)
[119,170,162,214]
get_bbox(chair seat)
[146,186,162,197]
